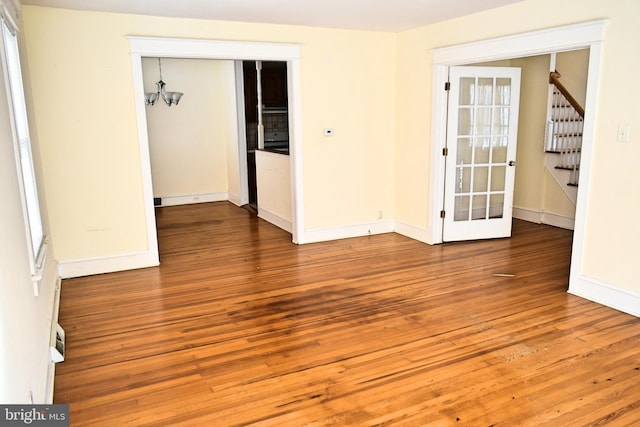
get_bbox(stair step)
[567,182,578,187]
[555,165,580,171]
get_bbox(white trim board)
[157,192,228,207]
[395,221,432,244]
[45,277,62,404]
[569,276,640,318]
[513,207,575,230]
[300,220,395,244]
[258,208,292,234]
[57,251,158,279]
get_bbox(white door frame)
[428,20,605,288]
[233,60,250,207]
[128,37,304,265]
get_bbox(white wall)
[0,0,59,403]
[143,58,237,204]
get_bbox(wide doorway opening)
[129,37,304,265]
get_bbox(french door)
[442,66,521,242]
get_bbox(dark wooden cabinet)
[260,62,288,106]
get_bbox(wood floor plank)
[54,202,640,426]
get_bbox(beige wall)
[20,0,640,294]
[22,6,397,260]
[510,55,548,213]
[555,49,590,107]
[396,0,640,292]
[143,58,235,199]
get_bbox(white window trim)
[1,8,48,295]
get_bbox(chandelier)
[144,58,183,107]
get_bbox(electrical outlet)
[323,128,334,137]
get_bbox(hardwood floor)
[54,202,640,426]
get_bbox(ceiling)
[21,0,525,32]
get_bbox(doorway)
[427,20,605,298]
[241,60,290,210]
[128,37,304,268]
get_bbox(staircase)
[544,71,584,203]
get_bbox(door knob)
[508,160,516,166]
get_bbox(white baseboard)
[157,192,228,207]
[395,221,435,245]
[513,207,575,230]
[45,277,62,404]
[300,220,395,244]
[258,208,292,233]
[569,274,640,318]
[227,192,243,207]
[57,251,159,279]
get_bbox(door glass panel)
[459,78,475,105]
[475,107,492,135]
[492,137,508,163]
[457,137,472,164]
[473,166,488,192]
[454,195,470,221]
[456,166,471,193]
[495,78,511,105]
[493,107,510,135]
[445,66,520,241]
[477,78,493,105]
[491,166,506,191]
[458,108,472,135]
[490,194,504,218]
[474,137,490,164]
[472,195,487,220]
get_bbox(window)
[2,17,47,284]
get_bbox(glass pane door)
[443,67,521,242]
[454,77,511,222]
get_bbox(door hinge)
[444,82,451,91]
[440,210,446,219]
[442,147,448,156]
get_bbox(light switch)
[617,125,631,142]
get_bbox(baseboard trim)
[395,221,435,245]
[157,192,228,207]
[513,207,575,230]
[45,277,62,404]
[57,251,159,279]
[227,192,243,207]
[299,220,395,244]
[569,274,640,318]
[258,208,292,233]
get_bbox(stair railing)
[547,71,584,186]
